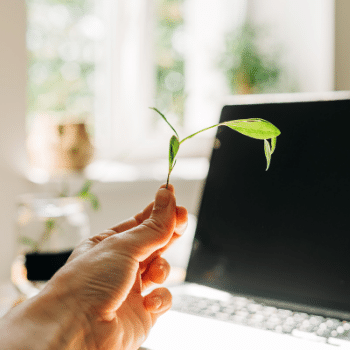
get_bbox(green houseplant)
[18,180,99,253]
[219,21,281,95]
[13,180,100,296]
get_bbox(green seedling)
[150,107,281,188]
[19,180,100,252]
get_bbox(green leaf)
[169,135,180,170]
[45,218,56,232]
[75,180,100,211]
[264,139,272,171]
[150,107,179,138]
[154,108,281,185]
[77,180,93,196]
[271,136,277,154]
[18,236,38,251]
[222,119,281,140]
[79,192,100,211]
[87,193,100,211]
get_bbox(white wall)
[86,179,203,234]
[249,0,335,92]
[0,1,35,281]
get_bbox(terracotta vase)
[27,115,94,172]
[56,123,94,171]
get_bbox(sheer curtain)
[184,0,248,133]
[94,0,155,161]
[94,0,250,163]
[92,0,335,165]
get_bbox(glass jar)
[11,193,90,299]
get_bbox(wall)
[85,179,203,234]
[0,1,35,282]
[249,0,335,92]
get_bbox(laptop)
[142,92,350,350]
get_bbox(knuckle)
[88,230,114,243]
[143,217,170,237]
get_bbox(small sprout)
[75,180,100,211]
[150,107,281,187]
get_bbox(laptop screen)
[185,97,350,314]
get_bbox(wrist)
[0,283,92,350]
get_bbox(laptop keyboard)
[171,294,350,346]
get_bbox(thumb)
[109,186,176,262]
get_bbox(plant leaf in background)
[19,180,100,253]
[18,236,39,252]
[75,180,100,211]
[79,192,100,211]
[78,180,93,196]
[218,21,282,95]
[45,218,56,232]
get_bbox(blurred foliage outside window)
[27,0,289,162]
[27,0,186,135]
[26,0,103,134]
[154,0,186,128]
[218,21,283,95]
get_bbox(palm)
[85,261,160,349]
[89,286,153,349]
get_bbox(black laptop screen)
[185,99,350,313]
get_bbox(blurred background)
[0,0,349,288]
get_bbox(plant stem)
[59,178,69,197]
[37,219,56,251]
[180,123,221,144]
[166,172,170,189]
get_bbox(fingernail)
[150,296,162,309]
[155,188,171,208]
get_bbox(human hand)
[45,184,188,349]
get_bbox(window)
[27,0,333,177]
[91,0,254,163]
[27,0,101,132]
[26,0,228,170]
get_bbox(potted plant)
[218,21,282,95]
[12,180,99,297]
